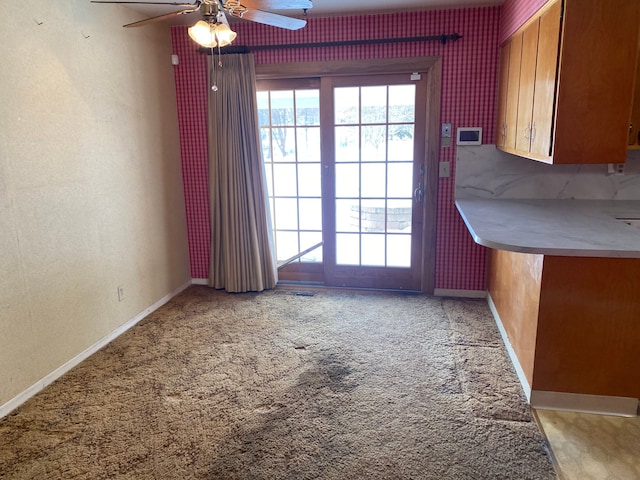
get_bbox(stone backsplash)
[455,146,640,200]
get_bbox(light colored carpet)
[0,286,556,479]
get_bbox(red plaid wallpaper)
[171,27,210,279]
[171,2,544,291]
[499,0,549,44]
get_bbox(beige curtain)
[208,53,277,293]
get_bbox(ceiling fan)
[91,0,312,31]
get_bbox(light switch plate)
[439,161,450,178]
[442,123,452,138]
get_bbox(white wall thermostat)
[456,127,482,145]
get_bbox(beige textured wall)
[0,1,190,408]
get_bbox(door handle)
[414,181,424,203]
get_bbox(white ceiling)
[110,0,503,25]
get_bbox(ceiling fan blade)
[123,7,198,27]
[239,0,312,9]
[91,1,197,5]
[239,9,306,30]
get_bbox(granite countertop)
[455,198,640,258]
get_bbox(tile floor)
[534,408,640,480]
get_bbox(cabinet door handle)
[524,125,530,140]
[531,122,536,142]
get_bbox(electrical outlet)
[439,161,451,178]
[117,285,125,302]
[442,123,452,138]
[607,163,625,175]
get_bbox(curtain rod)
[198,33,462,54]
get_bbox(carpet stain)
[295,353,358,395]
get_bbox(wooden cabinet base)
[489,250,640,404]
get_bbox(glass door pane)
[334,83,416,269]
[257,87,323,266]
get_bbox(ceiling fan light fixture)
[213,23,237,47]
[188,17,237,49]
[188,20,218,48]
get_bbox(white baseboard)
[433,288,486,298]
[191,278,209,285]
[0,280,192,419]
[486,293,532,401]
[531,390,639,417]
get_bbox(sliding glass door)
[257,73,428,290]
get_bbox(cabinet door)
[515,19,540,153]
[553,0,640,163]
[495,42,510,147]
[505,34,522,150]
[530,0,561,158]
[629,48,640,147]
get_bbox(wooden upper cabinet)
[630,46,640,148]
[505,35,522,150]
[495,37,522,150]
[495,42,510,148]
[529,1,561,158]
[515,19,540,154]
[496,0,640,164]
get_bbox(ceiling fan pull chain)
[210,46,219,92]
